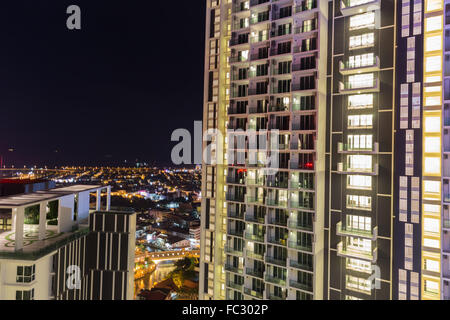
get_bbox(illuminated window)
[347,195,371,210]
[347,175,372,190]
[425,55,442,73]
[424,204,440,214]
[346,258,371,273]
[423,238,440,248]
[348,73,374,89]
[347,135,373,150]
[425,15,442,32]
[425,95,441,106]
[346,214,371,232]
[424,137,440,153]
[424,157,440,174]
[346,237,372,253]
[424,217,440,233]
[424,279,439,295]
[424,116,441,133]
[348,0,374,6]
[425,75,442,83]
[424,259,440,273]
[426,0,443,12]
[348,114,373,128]
[347,155,372,171]
[347,53,375,68]
[346,275,371,293]
[349,12,375,30]
[425,35,442,52]
[348,94,373,109]
[349,33,374,49]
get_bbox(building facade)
[0,181,135,300]
[201,0,450,300]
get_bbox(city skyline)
[0,1,207,167]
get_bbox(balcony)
[244,231,265,242]
[289,280,313,293]
[226,193,245,203]
[294,0,318,14]
[246,268,264,279]
[266,197,288,208]
[226,281,243,291]
[339,78,379,94]
[267,236,288,246]
[336,222,377,241]
[246,177,265,186]
[288,219,313,232]
[339,57,380,75]
[243,287,263,299]
[265,274,287,287]
[336,162,379,176]
[289,259,314,272]
[288,241,313,252]
[225,246,244,256]
[245,214,265,224]
[338,142,379,154]
[225,264,244,274]
[289,201,314,211]
[265,255,287,267]
[245,195,264,205]
[227,228,244,237]
[267,217,288,227]
[337,241,377,263]
[246,251,265,261]
[250,0,269,7]
[340,0,381,16]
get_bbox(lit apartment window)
[348,73,374,89]
[424,116,441,133]
[424,258,440,273]
[424,217,440,234]
[346,258,372,273]
[425,75,442,83]
[424,279,439,296]
[423,237,440,248]
[426,0,443,12]
[349,33,374,49]
[347,214,371,232]
[349,12,375,30]
[345,295,363,300]
[425,55,442,73]
[347,134,373,150]
[347,237,372,253]
[346,275,372,294]
[348,114,373,128]
[348,53,374,68]
[425,15,442,33]
[425,34,442,52]
[347,175,372,190]
[425,95,441,106]
[347,195,371,210]
[348,94,373,109]
[424,157,440,175]
[424,203,440,214]
[347,155,372,171]
[348,0,374,6]
[423,180,440,195]
[16,265,36,283]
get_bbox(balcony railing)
[289,280,313,293]
[227,229,244,237]
[336,162,379,176]
[336,222,378,241]
[289,259,314,272]
[294,0,318,14]
[339,56,380,75]
[246,268,264,278]
[288,241,313,252]
[225,264,243,274]
[288,219,313,232]
[245,215,265,224]
[267,236,288,246]
[338,142,379,154]
[244,231,265,242]
[246,251,265,261]
[243,287,263,299]
[339,78,379,94]
[265,255,287,267]
[225,246,244,256]
[226,281,243,291]
[337,241,377,263]
[265,274,287,286]
[340,0,381,16]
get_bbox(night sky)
[0,1,206,167]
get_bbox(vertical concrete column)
[39,201,47,240]
[96,189,101,211]
[106,186,111,211]
[15,207,24,251]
